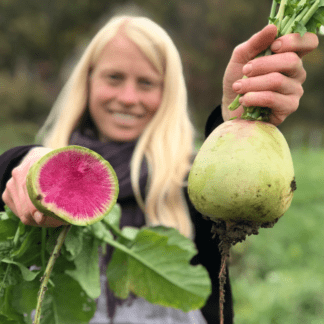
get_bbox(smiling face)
[88,33,163,142]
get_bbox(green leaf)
[306,7,324,32]
[62,226,84,261]
[0,220,17,242]
[0,263,21,296]
[100,204,140,243]
[1,259,39,282]
[39,273,96,324]
[102,203,122,233]
[107,226,212,312]
[0,241,14,262]
[106,242,129,298]
[10,227,38,260]
[148,226,197,254]
[0,314,19,324]
[0,286,26,324]
[293,20,308,35]
[11,279,39,319]
[285,3,297,16]
[65,235,101,299]
[88,221,114,242]
[269,17,279,24]
[0,212,8,220]
[3,207,19,223]
[120,226,140,241]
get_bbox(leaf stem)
[301,0,321,26]
[281,12,297,35]
[13,223,21,247]
[104,223,132,242]
[33,225,72,324]
[276,0,288,32]
[281,15,291,31]
[0,225,22,295]
[227,76,247,111]
[282,6,309,35]
[98,228,173,279]
[0,264,11,296]
[269,0,278,23]
[41,228,46,271]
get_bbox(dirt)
[291,177,297,192]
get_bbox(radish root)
[209,218,279,324]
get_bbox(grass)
[230,148,324,323]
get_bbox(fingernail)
[34,211,43,223]
[271,40,282,52]
[242,63,252,76]
[233,81,242,92]
[239,96,244,104]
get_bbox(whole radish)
[188,1,324,322]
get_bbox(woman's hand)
[2,147,68,227]
[222,24,319,125]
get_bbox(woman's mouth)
[107,109,145,126]
[113,112,138,120]
[108,109,144,119]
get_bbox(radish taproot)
[188,0,324,322]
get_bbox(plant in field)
[0,146,211,324]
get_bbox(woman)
[0,15,318,323]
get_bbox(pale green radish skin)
[188,119,296,223]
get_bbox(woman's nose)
[118,81,139,106]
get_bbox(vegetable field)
[230,148,324,323]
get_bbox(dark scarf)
[69,114,148,321]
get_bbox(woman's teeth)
[114,113,136,120]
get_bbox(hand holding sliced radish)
[1,147,65,227]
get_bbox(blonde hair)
[36,16,196,238]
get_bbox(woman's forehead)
[94,35,162,77]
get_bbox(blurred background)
[1,0,324,323]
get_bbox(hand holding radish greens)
[188,1,323,323]
[222,0,321,125]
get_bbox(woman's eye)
[138,78,154,88]
[108,74,123,81]
[102,73,124,84]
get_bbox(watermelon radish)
[27,146,119,324]
[188,118,296,225]
[27,145,119,226]
[188,109,296,324]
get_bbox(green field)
[230,148,324,324]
